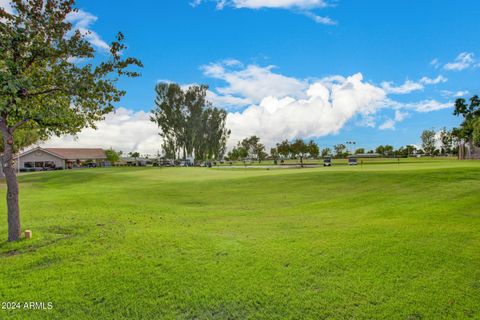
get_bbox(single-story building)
[117,157,149,166]
[15,147,107,171]
[354,153,382,158]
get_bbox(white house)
[14,147,107,171]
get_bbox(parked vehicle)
[203,161,212,168]
[179,159,193,167]
[323,156,333,167]
[158,160,175,167]
[348,156,358,166]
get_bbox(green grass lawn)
[0,160,479,319]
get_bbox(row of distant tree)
[105,128,457,165]
[222,133,456,164]
[227,137,319,166]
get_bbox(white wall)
[19,150,64,169]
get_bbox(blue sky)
[36,0,480,154]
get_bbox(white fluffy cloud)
[382,80,424,94]
[378,119,396,130]
[43,108,162,155]
[226,73,387,146]
[194,0,328,9]
[193,0,335,24]
[444,52,475,71]
[206,62,453,146]
[385,99,452,113]
[394,110,409,122]
[43,61,454,153]
[202,62,308,104]
[206,90,252,109]
[229,0,328,9]
[430,58,440,69]
[378,110,409,130]
[441,90,469,98]
[66,9,110,52]
[300,11,335,25]
[406,100,452,113]
[381,75,447,95]
[419,75,447,85]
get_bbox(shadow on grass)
[0,224,90,258]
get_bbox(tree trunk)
[0,126,21,242]
[467,140,474,159]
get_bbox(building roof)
[352,153,382,158]
[16,147,106,160]
[120,157,149,162]
[45,148,106,159]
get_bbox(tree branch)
[27,87,64,97]
[11,118,30,132]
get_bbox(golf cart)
[323,156,333,167]
[348,156,358,166]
